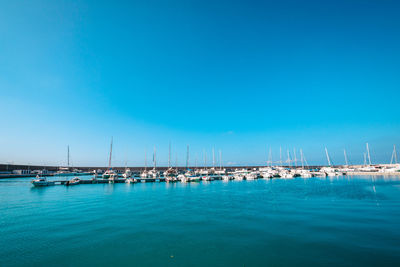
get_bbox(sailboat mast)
[153,146,156,170]
[108,137,113,170]
[344,149,349,166]
[219,150,222,170]
[287,150,291,167]
[391,144,398,164]
[204,149,206,168]
[168,142,171,168]
[67,145,70,167]
[300,149,304,169]
[212,147,215,168]
[145,149,147,171]
[293,148,297,167]
[303,151,309,167]
[186,145,189,170]
[268,147,272,167]
[366,143,372,165]
[325,147,332,167]
[280,147,282,167]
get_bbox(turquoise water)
[1,175,400,266]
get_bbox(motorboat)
[31,176,55,187]
[148,168,158,179]
[125,178,135,184]
[166,176,178,183]
[246,172,258,180]
[122,168,132,179]
[301,172,313,178]
[234,174,245,180]
[261,172,273,178]
[102,169,118,179]
[280,171,294,179]
[164,167,177,178]
[66,177,80,186]
[201,176,211,181]
[222,175,233,181]
[140,170,151,178]
[177,174,188,183]
[188,176,201,182]
[185,170,195,177]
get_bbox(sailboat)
[140,150,151,178]
[359,143,377,172]
[66,177,80,186]
[147,146,159,179]
[185,145,200,182]
[215,149,226,175]
[122,169,132,179]
[103,137,118,180]
[164,142,177,180]
[122,159,132,179]
[319,147,334,176]
[55,146,73,176]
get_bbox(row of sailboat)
[32,140,398,187]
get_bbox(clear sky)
[1,0,399,167]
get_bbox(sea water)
[1,175,400,266]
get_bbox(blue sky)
[1,0,399,166]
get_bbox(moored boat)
[166,176,178,183]
[234,174,245,180]
[31,176,55,187]
[201,176,211,181]
[125,178,135,184]
[122,168,132,179]
[66,177,80,186]
[178,174,188,183]
[102,170,118,179]
[188,176,201,182]
[246,172,258,180]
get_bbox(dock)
[54,177,170,185]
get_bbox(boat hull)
[32,181,55,187]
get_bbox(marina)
[12,162,400,188]
[3,143,399,183]
[2,0,400,265]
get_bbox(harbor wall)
[0,163,321,172]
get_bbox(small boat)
[122,168,132,179]
[148,168,158,179]
[280,172,294,179]
[66,177,80,186]
[246,172,258,180]
[125,178,135,184]
[164,167,178,178]
[234,174,244,180]
[178,174,188,183]
[188,176,201,182]
[300,172,313,178]
[222,175,234,181]
[166,176,178,183]
[261,172,273,178]
[201,176,211,181]
[103,170,118,179]
[31,176,55,187]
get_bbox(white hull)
[32,181,55,187]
